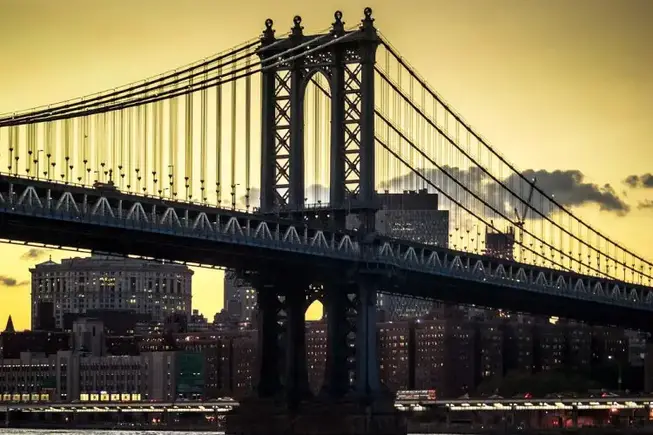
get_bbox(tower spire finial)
[332,11,345,35]
[360,7,375,32]
[291,15,304,38]
[262,18,275,43]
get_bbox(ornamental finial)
[292,15,304,37]
[332,10,345,35]
[262,18,275,42]
[361,7,374,30]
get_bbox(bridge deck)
[1,174,652,329]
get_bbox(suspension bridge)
[0,8,651,433]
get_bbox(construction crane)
[513,177,537,248]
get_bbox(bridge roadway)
[0,400,237,413]
[1,174,652,329]
[395,396,653,412]
[2,396,651,414]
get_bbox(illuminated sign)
[396,390,437,401]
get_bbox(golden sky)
[0,0,652,330]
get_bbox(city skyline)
[1,0,652,329]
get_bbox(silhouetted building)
[4,316,14,333]
[224,271,257,324]
[369,190,450,320]
[475,320,503,385]
[564,321,592,372]
[35,302,56,331]
[502,321,534,374]
[30,254,193,329]
[0,329,70,359]
[485,226,515,260]
[63,310,151,335]
[533,320,566,372]
[306,320,327,394]
[378,321,412,391]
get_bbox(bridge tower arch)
[258,9,380,232]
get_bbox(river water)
[0,431,447,435]
[2,431,226,435]
[1,431,446,435]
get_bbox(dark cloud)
[240,168,629,218]
[624,173,653,189]
[382,166,630,217]
[20,248,47,261]
[637,200,653,210]
[0,275,28,287]
[516,169,629,215]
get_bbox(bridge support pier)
[256,285,284,398]
[354,277,381,397]
[227,274,403,435]
[284,283,312,406]
[322,284,351,398]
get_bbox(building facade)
[30,254,193,329]
[353,189,450,320]
[223,271,257,324]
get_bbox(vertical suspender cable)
[200,65,208,202]
[118,110,125,188]
[127,108,133,190]
[245,56,252,209]
[135,105,143,191]
[313,79,319,202]
[157,101,164,196]
[82,117,88,184]
[101,112,108,181]
[216,61,223,206]
[230,53,237,209]
[152,102,158,195]
[64,118,71,182]
[111,111,117,183]
[170,97,178,197]
[26,123,34,177]
[45,121,53,179]
[143,104,149,193]
[93,114,100,183]
[185,77,194,200]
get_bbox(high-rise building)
[378,321,413,391]
[223,271,257,324]
[306,320,327,394]
[484,226,516,261]
[349,189,450,320]
[30,254,193,329]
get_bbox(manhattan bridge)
[0,8,652,431]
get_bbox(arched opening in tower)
[303,72,331,206]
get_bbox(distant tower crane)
[513,177,537,250]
